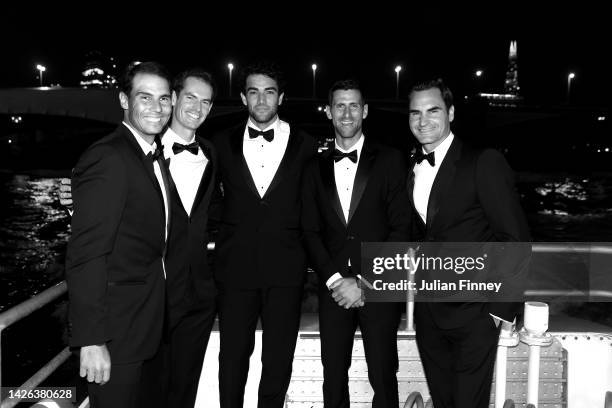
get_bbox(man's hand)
[331,278,364,309]
[80,344,111,385]
[59,178,73,207]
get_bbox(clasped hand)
[330,277,364,309]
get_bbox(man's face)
[119,73,172,139]
[172,76,214,133]
[326,89,368,142]
[409,88,454,152]
[241,74,284,128]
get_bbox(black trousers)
[217,286,303,408]
[415,304,501,408]
[87,360,143,408]
[139,279,217,408]
[318,287,402,408]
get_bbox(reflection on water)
[0,174,70,312]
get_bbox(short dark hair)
[119,61,172,96]
[172,68,217,101]
[328,79,365,106]
[240,61,286,94]
[409,78,454,111]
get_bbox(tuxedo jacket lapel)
[191,139,214,213]
[347,141,375,224]
[407,160,426,232]
[121,125,166,207]
[426,138,461,230]
[320,151,346,227]
[230,125,259,197]
[265,130,301,196]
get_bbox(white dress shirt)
[161,128,208,216]
[326,135,365,289]
[334,135,364,222]
[243,117,290,197]
[413,132,454,224]
[123,121,169,240]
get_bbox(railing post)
[495,322,519,408]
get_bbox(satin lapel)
[166,161,187,215]
[192,139,214,212]
[347,141,375,225]
[320,151,346,226]
[230,124,259,197]
[426,138,461,230]
[121,125,164,202]
[264,129,301,197]
[407,159,426,231]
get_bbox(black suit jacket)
[302,140,411,282]
[66,124,167,364]
[210,121,318,289]
[164,135,217,329]
[409,137,530,328]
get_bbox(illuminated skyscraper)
[504,40,520,95]
[478,41,523,107]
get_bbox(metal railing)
[0,281,69,408]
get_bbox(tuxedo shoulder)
[476,148,511,167]
[209,123,244,146]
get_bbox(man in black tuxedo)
[144,68,218,408]
[211,62,317,408]
[301,79,410,408]
[65,61,173,408]
[63,68,219,408]
[407,78,530,408]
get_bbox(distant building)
[80,51,118,89]
[478,40,523,107]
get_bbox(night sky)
[2,6,610,106]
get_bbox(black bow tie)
[172,141,199,155]
[414,150,435,166]
[248,127,274,142]
[333,149,358,163]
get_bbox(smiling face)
[171,76,213,139]
[240,74,284,129]
[326,88,368,148]
[408,87,454,153]
[119,73,172,144]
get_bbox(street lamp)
[394,65,402,100]
[227,63,234,96]
[311,64,317,99]
[475,69,484,94]
[567,72,575,104]
[36,64,46,87]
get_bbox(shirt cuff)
[326,273,343,289]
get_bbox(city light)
[227,63,234,96]
[395,65,402,100]
[312,64,318,99]
[36,64,46,87]
[567,72,576,104]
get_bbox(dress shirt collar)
[418,132,454,168]
[122,121,157,155]
[161,127,199,159]
[334,134,365,162]
[246,116,279,135]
